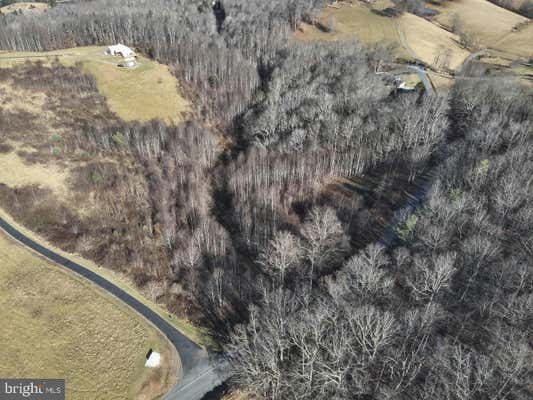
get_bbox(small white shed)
[145,351,161,368]
[105,44,135,58]
[119,56,137,68]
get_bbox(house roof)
[107,44,135,57]
[144,351,161,367]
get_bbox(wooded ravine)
[0,1,531,399]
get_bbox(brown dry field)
[493,22,533,58]
[294,1,531,88]
[0,231,179,400]
[293,2,471,71]
[293,3,410,59]
[397,12,470,70]
[431,0,527,46]
[0,142,70,196]
[0,1,49,14]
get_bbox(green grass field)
[0,46,190,124]
[0,231,179,400]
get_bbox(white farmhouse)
[105,44,135,58]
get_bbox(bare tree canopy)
[0,2,531,400]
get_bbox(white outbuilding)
[105,44,135,58]
[145,351,161,368]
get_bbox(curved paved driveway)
[0,217,227,400]
[385,63,436,95]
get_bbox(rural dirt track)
[390,22,437,95]
[0,216,228,400]
[395,21,418,61]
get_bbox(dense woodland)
[0,1,531,399]
[487,0,533,18]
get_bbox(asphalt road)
[457,49,487,76]
[163,357,231,400]
[406,65,436,95]
[385,63,436,95]
[0,216,227,400]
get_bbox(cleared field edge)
[0,207,212,348]
[0,229,181,399]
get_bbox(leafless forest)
[0,1,531,399]
[487,0,533,17]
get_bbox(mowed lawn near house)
[0,231,179,400]
[0,46,190,124]
[431,0,527,47]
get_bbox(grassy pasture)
[293,3,471,70]
[0,1,49,14]
[397,12,470,70]
[0,46,190,124]
[431,0,527,46]
[0,231,179,400]
[293,3,410,59]
[493,22,533,58]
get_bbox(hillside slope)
[432,0,527,45]
[398,12,470,70]
[0,231,178,400]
